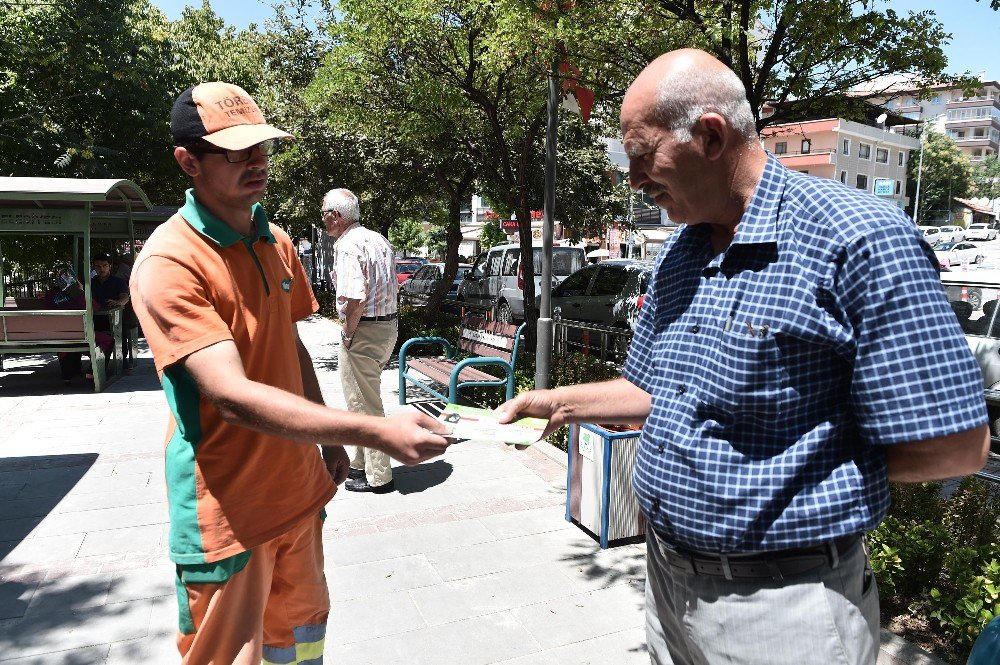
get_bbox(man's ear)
[694,113,728,161]
[174,146,200,177]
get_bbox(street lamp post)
[913,124,927,224]
[535,59,558,390]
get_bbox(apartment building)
[760,118,920,210]
[865,75,1000,165]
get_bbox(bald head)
[623,49,757,144]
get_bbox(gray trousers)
[645,531,879,665]
[341,320,397,487]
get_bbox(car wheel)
[495,300,513,324]
[970,291,983,311]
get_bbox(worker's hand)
[376,411,453,464]
[322,445,351,485]
[496,390,564,439]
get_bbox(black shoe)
[345,478,395,494]
[347,467,365,482]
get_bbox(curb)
[534,433,952,665]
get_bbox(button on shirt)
[624,155,985,553]
[331,223,398,320]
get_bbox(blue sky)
[152,0,997,79]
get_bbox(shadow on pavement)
[0,350,161,396]
[0,453,98,565]
[393,459,453,495]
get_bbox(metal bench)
[399,315,525,405]
[1,297,124,391]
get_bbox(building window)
[856,174,868,190]
[974,127,987,138]
[774,141,787,155]
[898,151,904,166]
[839,170,848,184]
[931,94,942,104]
[842,138,850,155]
[859,143,871,159]
[895,181,901,195]
[956,129,966,139]
[876,148,888,163]
[801,139,811,154]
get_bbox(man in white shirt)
[323,188,400,493]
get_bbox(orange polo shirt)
[131,189,335,564]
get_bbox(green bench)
[399,315,525,405]
[1,297,125,391]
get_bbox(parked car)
[399,262,471,305]
[935,241,985,267]
[458,243,587,323]
[938,225,965,244]
[942,269,1000,449]
[395,258,426,285]
[918,226,942,247]
[538,259,653,332]
[966,223,998,242]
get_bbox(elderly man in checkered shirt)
[500,49,989,664]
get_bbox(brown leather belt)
[657,534,861,581]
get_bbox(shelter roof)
[0,177,152,213]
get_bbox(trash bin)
[566,423,646,548]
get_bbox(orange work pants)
[175,513,329,664]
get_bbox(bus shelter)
[0,177,153,391]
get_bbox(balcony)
[772,148,836,168]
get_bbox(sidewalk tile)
[1,533,85,566]
[0,598,153,659]
[78,525,165,558]
[514,582,645,650]
[408,563,583,627]
[330,590,427,644]
[326,554,444,602]
[0,644,110,664]
[325,612,543,665]
[25,572,113,615]
[325,520,496,567]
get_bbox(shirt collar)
[332,222,362,248]
[729,153,787,247]
[180,188,275,248]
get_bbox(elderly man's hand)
[496,390,564,439]
[376,412,453,464]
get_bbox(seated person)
[950,300,975,334]
[969,299,1000,337]
[44,268,113,384]
[91,252,129,311]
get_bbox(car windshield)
[396,263,421,274]
[937,242,956,251]
[971,224,987,230]
[532,248,585,275]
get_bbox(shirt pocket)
[703,327,788,415]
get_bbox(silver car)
[542,259,653,332]
[399,262,470,305]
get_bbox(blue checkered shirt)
[624,154,986,553]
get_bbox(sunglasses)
[185,138,280,163]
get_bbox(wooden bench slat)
[4,314,86,334]
[409,358,501,385]
[457,340,512,362]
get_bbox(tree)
[389,218,427,256]
[478,219,508,252]
[972,156,1000,202]
[908,129,973,224]
[565,0,965,130]
[0,0,184,202]
[317,0,624,337]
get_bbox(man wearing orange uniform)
[131,82,451,664]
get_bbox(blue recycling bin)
[566,423,646,548]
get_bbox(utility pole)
[913,124,926,224]
[535,59,558,390]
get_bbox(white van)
[941,269,1000,447]
[458,243,586,322]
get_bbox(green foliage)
[909,129,974,223]
[868,477,1000,661]
[389,219,427,256]
[477,219,507,252]
[973,155,1000,201]
[927,550,1000,650]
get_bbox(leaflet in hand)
[438,404,547,446]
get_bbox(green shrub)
[942,477,1000,550]
[926,549,1000,649]
[887,481,944,525]
[315,289,336,320]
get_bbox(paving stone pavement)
[0,315,946,664]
